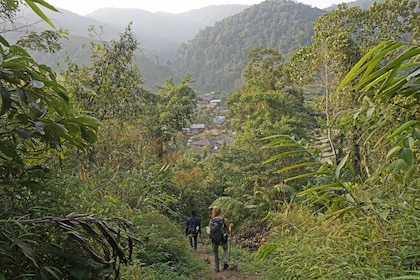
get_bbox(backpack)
[187,218,197,235]
[209,217,227,245]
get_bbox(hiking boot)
[223,263,229,270]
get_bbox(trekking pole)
[228,223,233,260]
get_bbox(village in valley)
[183,93,234,152]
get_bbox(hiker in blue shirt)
[186,210,201,250]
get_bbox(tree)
[143,74,197,159]
[258,39,420,280]
[227,47,310,149]
[0,2,136,278]
[0,1,98,190]
[336,40,420,186]
[64,24,145,122]
[287,0,419,175]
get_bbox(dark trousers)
[188,233,198,250]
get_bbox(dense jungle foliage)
[0,0,419,279]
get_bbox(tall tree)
[227,47,309,149]
[288,0,419,175]
[64,24,145,122]
[62,24,152,170]
[143,74,197,159]
[0,1,98,187]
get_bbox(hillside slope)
[86,5,249,63]
[10,5,248,90]
[171,0,324,93]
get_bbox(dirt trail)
[193,240,259,280]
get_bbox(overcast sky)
[45,0,352,15]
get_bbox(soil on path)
[193,241,260,280]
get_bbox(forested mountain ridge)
[8,4,249,89]
[86,5,250,62]
[171,0,325,93]
[8,0,384,92]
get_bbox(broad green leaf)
[392,158,408,170]
[0,141,17,158]
[403,164,416,183]
[400,147,414,166]
[73,116,100,130]
[34,121,46,135]
[80,127,98,144]
[404,137,415,150]
[366,106,375,118]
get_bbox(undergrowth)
[254,187,420,280]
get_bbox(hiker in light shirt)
[208,205,233,272]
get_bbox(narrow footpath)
[193,239,260,280]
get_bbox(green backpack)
[209,217,227,245]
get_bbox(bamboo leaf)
[386,146,402,160]
[388,120,417,140]
[387,275,420,280]
[5,0,17,8]
[277,161,322,173]
[326,206,361,218]
[358,44,416,89]
[284,171,331,183]
[264,149,308,164]
[43,266,61,280]
[298,182,343,196]
[24,0,56,28]
[335,153,349,178]
[336,41,391,92]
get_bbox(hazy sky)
[45,0,352,15]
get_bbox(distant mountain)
[9,4,248,90]
[171,0,325,93]
[83,5,249,64]
[6,0,384,92]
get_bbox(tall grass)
[254,186,420,280]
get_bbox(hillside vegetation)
[1,0,419,279]
[172,0,324,93]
